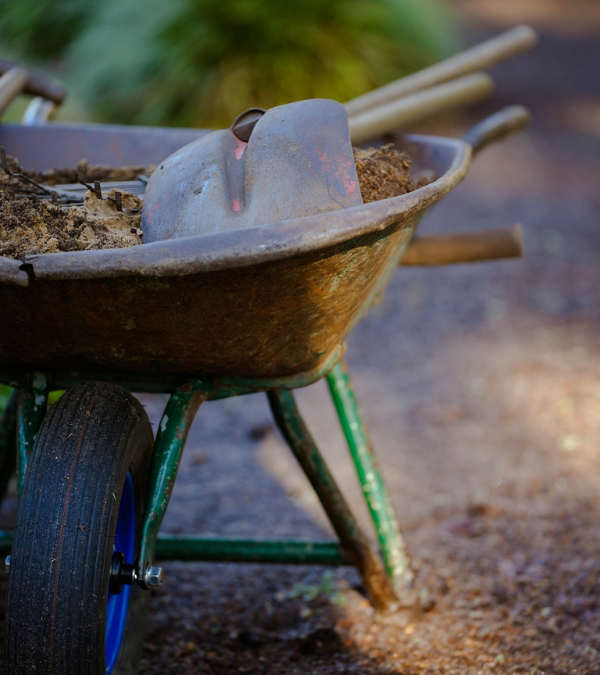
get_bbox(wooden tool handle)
[401,225,523,266]
[0,59,66,105]
[0,68,29,117]
[345,25,537,118]
[348,73,493,144]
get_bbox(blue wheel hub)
[106,472,135,674]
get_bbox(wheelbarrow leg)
[16,372,48,495]
[326,359,414,593]
[268,388,399,612]
[0,389,17,502]
[138,381,211,577]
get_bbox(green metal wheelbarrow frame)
[0,356,405,610]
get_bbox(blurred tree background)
[0,0,457,128]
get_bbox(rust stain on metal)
[0,223,412,379]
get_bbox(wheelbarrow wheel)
[4,382,153,675]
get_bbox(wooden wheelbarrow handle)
[464,105,531,155]
[0,68,30,117]
[0,59,67,105]
[401,107,529,266]
[402,224,523,266]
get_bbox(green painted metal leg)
[17,372,48,495]
[327,359,414,593]
[268,388,398,612]
[154,536,346,564]
[0,390,17,503]
[138,381,211,579]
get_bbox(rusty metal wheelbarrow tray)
[0,121,470,388]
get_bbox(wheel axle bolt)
[4,555,10,574]
[144,566,165,587]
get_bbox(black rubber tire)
[4,382,154,675]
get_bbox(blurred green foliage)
[0,0,457,128]
[0,0,89,60]
[0,386,63,419]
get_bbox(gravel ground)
[1,6,600,674]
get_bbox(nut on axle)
[109,552,165,592]
[143,566,165,588]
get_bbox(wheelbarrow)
[0,61,528,674]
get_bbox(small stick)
[0,146,52,195]
[77,165,103,199]
[0,149,83,203]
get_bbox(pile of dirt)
[0,154,147,260]
[354,144,428,203]
[0,189,142,259]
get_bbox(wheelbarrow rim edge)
[1,135,471,285]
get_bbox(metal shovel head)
[142,99,362,242]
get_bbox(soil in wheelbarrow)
[354,144,428,203]
[0,155,146,259]
[0,146,422,260]
[0,189,143,259]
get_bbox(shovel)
[142,98,363,242]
